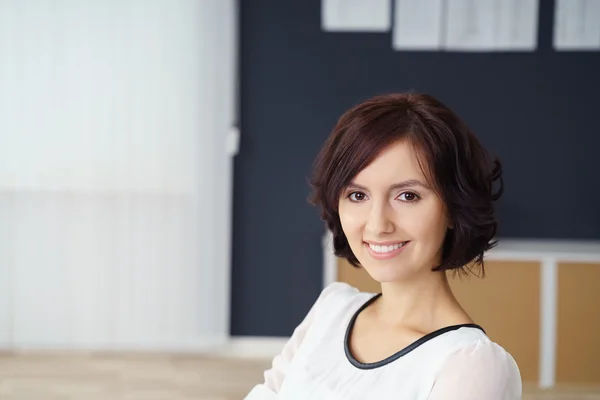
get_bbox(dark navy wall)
[231,0,600,336]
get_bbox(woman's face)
[338,140,450,283]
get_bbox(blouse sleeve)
[428,340,522,400]
[244,282,348,399]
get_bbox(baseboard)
[0,336,288,359]
[0,337,228,355]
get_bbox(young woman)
[245,93,522,399]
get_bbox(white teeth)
[368,242,407,253]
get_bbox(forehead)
[352,140,425,185]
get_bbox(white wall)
[0,0,236,350]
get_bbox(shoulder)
[445,336,520,372]
[319,280,362,298]
[429,332,522,399]
[436,328,520,374]
[312,281,364,310]
[308,281,373,325]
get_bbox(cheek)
[423,210,449,245]
[338,205,363,239]
[401,202,448,241]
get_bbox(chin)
[361,261,415,284]
[368,274,401,284]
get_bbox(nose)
[365,200,394,236]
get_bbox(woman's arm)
[244,282,347,399]
[428,340,522,400]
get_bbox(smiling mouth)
[366,241,409,254]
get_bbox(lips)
[367,241,408,254]
[364,241,410,260]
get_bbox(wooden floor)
[0,352,599,399]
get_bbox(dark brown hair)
[309,93,503,276]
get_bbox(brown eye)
[348,192,366,202]
[399,192,419,202]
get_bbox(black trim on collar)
[344,293,486,370]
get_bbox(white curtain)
[0,0,236,350]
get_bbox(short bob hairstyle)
[309,93,503,276]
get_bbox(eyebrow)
[346,179,431,192]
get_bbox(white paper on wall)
[444,0,539,51]
[553,0,600,50]
[494,0,539,51]
[322,0,391,32]
[444,0,496,51]
[392,0,444,50]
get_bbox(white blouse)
[244,282,522,400]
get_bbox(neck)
[374,270,467,331]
